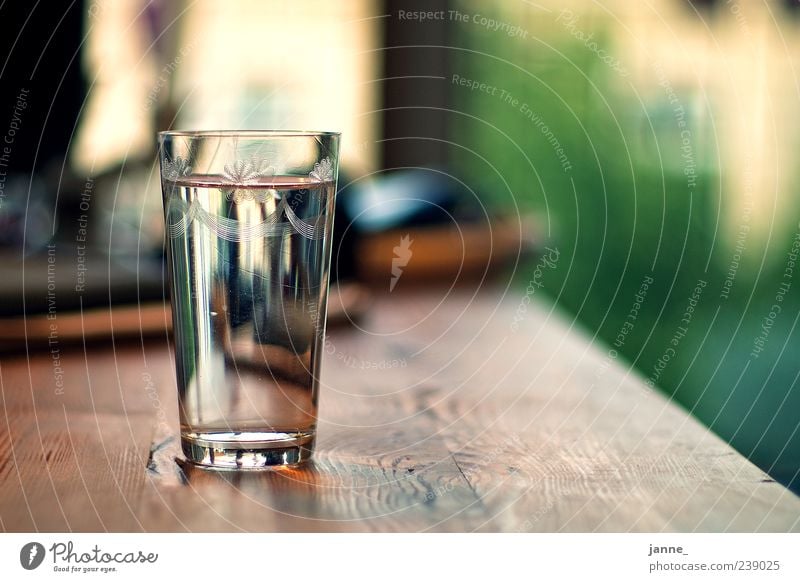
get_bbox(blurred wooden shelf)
[356,215,537,286]
[0,283,370,351]
[1,289,798,532]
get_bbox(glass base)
[181,430,315,469]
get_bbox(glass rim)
[158,129,341,139]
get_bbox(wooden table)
[1,289,799,532]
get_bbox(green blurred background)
[450,0,800,492]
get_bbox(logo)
[390,234,414,292]
[20,542,45,570]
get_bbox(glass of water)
[158,130,340,469]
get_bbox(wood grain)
[1,289,799,532]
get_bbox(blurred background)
[1,0,798,492]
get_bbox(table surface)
[1,289,799,532]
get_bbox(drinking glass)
[158,130,340,469]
